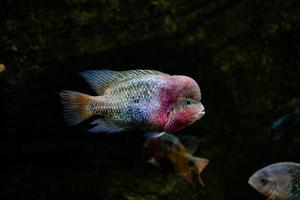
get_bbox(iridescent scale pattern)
[89,75,167,129]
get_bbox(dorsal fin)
[79,69,169,95]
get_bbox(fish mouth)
[197,103,205,119]
[248,178,256,189]
[248,180,264,195]
[197,109,205,119]
[248,177,276,197]
[248,176,259,191]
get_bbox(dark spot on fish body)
[143,90,149,97]
[102,109,109,115]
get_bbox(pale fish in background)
[143,132,209,187]
[60,69,205,134]
[248,162,300,200]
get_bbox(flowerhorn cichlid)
[248,162,300,200]
[60,69,205,134]
[143,133,209,186]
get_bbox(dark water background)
[1,0,299,199]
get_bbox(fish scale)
[92,77,164,126]
[287,167,300,198]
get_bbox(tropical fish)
[60,69,205,134]
[143,133,209,186]
[248,162,300,200]
[271,107,300,140]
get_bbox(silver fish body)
[249,162,300,200]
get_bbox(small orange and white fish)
[0,64,5,73]
[143,132,209,186]
[60,69,205,134]
[249,162,300,200]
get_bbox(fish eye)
[260,177,268,185]
[184,99,192,106]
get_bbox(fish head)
[248,165,279,197]
[163,75,205,132]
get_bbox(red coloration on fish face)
[151,75,204,132]
[168,108,200,132]
[148,81,175,130]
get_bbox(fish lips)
[197,103,205,119]
[198,109,205,119]
[248,177,258,190]
[248,175,263,191]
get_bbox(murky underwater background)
[1,0,300,199]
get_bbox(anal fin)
[87,118,126,133]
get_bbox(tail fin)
[59,90,93,126]
[193,157,209,173]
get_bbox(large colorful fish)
[60,69,205,133]
[249,162,300,200]
[143,133,209,186]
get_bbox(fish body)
[248,162,300,200]
[143,133,209,186]
[271,108,300,139]
[60,69,205,133]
